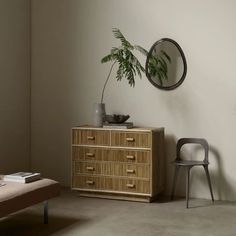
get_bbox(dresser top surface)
[72,125,164,132]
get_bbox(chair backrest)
[176,138,209,163]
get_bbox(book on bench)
[3,172,41,183]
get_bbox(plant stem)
[101,61,116,103]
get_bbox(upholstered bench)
[0,176,60,224]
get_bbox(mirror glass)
[145,38,187,90]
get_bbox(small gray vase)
[93,103,106,127]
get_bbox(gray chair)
[171,138,214,208]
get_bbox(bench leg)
[44,201,48,224]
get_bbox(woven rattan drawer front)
[72,129,110,146]
[72,146,150,164]
[72,147,103,161]
[73,175,150,194]
[111,131,151,148]
[103,149,150,164]
[74,161,150,179]
[73,162,100,175]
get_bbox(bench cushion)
[0,176,60,217]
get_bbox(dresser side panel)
[152,129,164,196]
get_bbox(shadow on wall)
[209,146,236,200]
[163,135,187,197]
[163,136,236,201]
[163,134,178,196]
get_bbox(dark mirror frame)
[145,38,187,90]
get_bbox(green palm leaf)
[134,45,148,56]
[101,54,114,63]
[112,28,134,49]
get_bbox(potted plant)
[93,28,171,127]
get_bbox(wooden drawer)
[72,146,150,164]
[111,131,151,148]
[72,147,103,161]
[73,161,101,175]
[72,129,109,146]
[72,175,150,194]
[73,161,150,179]
[105,149,150,164]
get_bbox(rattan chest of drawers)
[71,126,164,202]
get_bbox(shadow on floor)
[153,195,218,209]
[0,211,89,236]
[152,194,184,203]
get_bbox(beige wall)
[31,0,236,201]
[0,0,30,173]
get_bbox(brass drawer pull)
[126,155,135,160]
[126,169,135,174]
[87,136,95,140]
[86,152,95,157]
[126,183,135,188]
[86,180,94,185]
[86,166,95,171]
[126,137,135,142]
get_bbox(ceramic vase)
[93,103,106,127]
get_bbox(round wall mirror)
[145,38,187,90]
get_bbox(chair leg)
[186,167,191,208]
[204,165,214,202]
[44,201,48,224]
[171,165,180,200]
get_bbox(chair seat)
[174,160,208,166]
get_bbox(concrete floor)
[0,190,236,236]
